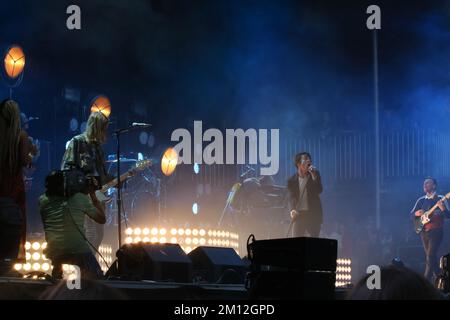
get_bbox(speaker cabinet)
[116,243,192,282]
[188,246,247,283]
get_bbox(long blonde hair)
[85,111,109,144]
[0,99,21,181]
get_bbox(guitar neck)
[101,171,131,192]
[427,201,443,217]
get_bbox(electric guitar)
[413,192,450,234]
[94,159,152,203]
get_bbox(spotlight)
[161,147,178,176]
[193,163,200,174]
[32,242,40,250]
[3,45,25,79]
[192,203,199,215]
[90,95,111,118]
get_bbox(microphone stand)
[114,124,151,251]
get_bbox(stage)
[0,277,350,300]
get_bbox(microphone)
[28,117,39,121]
[132,122,152,128]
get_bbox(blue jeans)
[0,197,22,275]
[51,252,103,280]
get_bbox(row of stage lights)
[14,241,114,275]
[335,258,352,288]
[124,227,240,254]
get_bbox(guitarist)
[61,112,113,251]
[411,177,450,282]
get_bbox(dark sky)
[1,0,450,144]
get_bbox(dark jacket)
[61,133,112,186]
[287,171,323,223]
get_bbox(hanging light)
[4,45,25,79]
[90,95,112,118]
[161,147,178,176]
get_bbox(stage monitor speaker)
[247,236,337,271]
[188,246,247,284]
[116,243,192,282]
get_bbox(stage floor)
[0,277,350,300]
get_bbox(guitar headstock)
[134,159,152,171]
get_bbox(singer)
[287,152,323,237]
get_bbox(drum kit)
[104,155,162,226]
[218,166,288,239]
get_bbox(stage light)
[134,228,141,235]
[151,227,158,235]
[32,263,40,271]
[125,237,133,244]
[161,147,178,176]
[25,252,31,261]
[90,95,111,118]
[42,263,50,271]
[336,258,352,288]
[159,228,167,235]
[134,237,141,243]
[23,263,31,271]
[142,227,150,235]
[199,229,206,236]
[143,237,150,243]
[185,229,192,236]
[200,238,206,245]
[171,228,177,235]
[193,238,199,245]
[25,242,31,250]
[14,264,22,271]
[159,237,167,243]
[192,229,199,236]
[42,242,47,249]
[151,237,158,243]
[32,242,40,250]
[4,45,25,79]
[170,237,177,244]
[208,239,212,245]
[192,203,199,215]
[178,228,185,236]
[185,247,192,253]
[32,252,40,261]
[185,238,192,245]
[193,163,200,174]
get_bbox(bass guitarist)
[411,177,450,282]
